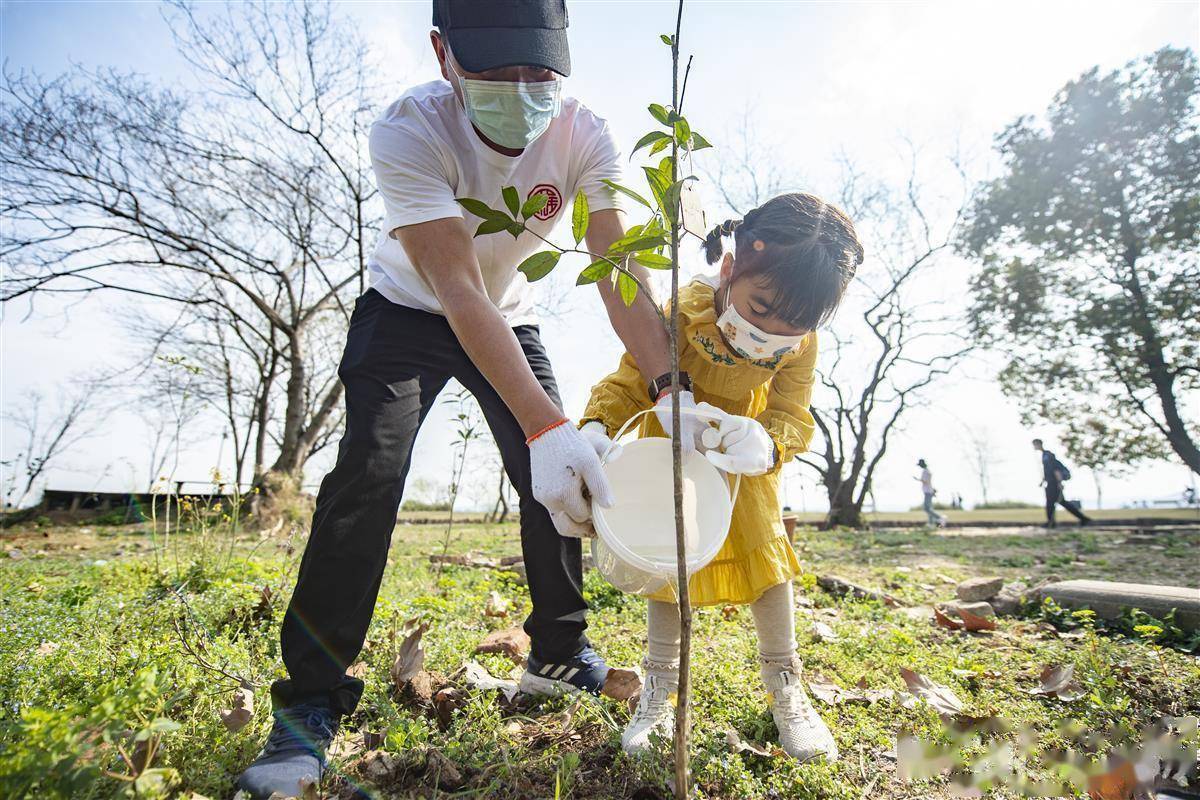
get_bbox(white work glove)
[653,389,705,453]
[529,421,615,539]
[580,421,622,463]
[695,402,776,476]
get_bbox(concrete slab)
[1038,580,1200,631]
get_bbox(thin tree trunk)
[668,4,690,796]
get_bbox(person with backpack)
[1032,439,1091,527]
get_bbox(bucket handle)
[600,405,741,505]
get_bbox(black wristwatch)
[648,371,693,403]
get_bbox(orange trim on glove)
[525,417,569,446]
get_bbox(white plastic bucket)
[590,407,739,596]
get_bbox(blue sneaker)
[236,704,338,799]
[519,646,609,696]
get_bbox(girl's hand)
[653,390,705,453]
[694,403,776,476]
[580,421,622,463]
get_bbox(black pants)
[272,290,588,715]
[1044,481,1088,526]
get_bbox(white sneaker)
[621,671,677,755]
[762,660,839,763]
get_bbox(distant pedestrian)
[1032,439,1090,527]
[915,459,946,527]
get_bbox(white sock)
[751,582,797,671]
[645,599,681,675]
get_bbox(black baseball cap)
[433,0,571,77]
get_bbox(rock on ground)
[955,576,1004,602]
[991,582,1029,616]
[941,600,995,619]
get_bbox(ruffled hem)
[647,534,802,607]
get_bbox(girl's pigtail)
[703,218,741,265]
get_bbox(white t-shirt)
[920,468,934,494]
[367,80,624,326]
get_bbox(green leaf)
[634,252,672,269]
[649,136,672,156]
[502,186,521,217]
[673,117,691,146]
[617,271,638,306]
[475,218,510,236]
[571,190,589,245]
[517,250,561,282]
[632,130,671,156]
[457,198,508,221]
[642,165,673,217]
[690,131,713,151]
[506,221,525,238]
[521,192,549,218]
[601,179,652,209]
[648,103,671,126]
[576,259,613,285]
[660,34,673,46]
[609,233,669,256]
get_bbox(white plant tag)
[680,181,706,239]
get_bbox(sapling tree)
[434,387,485,581]
[455,3,703,792]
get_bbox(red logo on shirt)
[527,184,562,221]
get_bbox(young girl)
[579,192,863,762]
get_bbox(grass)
[786,507,1200,526]
[1,516,1198,799]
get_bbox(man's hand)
[695,402,776,476]
[529,422,615,539]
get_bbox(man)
[915,458,946,527]
[237,2,700,796]
[1032,439,1091,528]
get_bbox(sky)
[2,0,1198,512]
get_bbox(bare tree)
[139,355,205,492]
[708,128,975,528]
[2,379,107,508]
[1,0,378,495]
[960,423,1000,507]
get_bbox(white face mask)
[716,282,808,360]
[448,62,562,150]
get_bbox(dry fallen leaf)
[934,606,964,631]
[35,641,60,656]
[958,607,997,633]
[433,686,464,728]
[461,661,520,703]
[807,674,894,706]
[391,618,430,688]
[484,591,510,618]
[725,728,784,758]
[474,626,530,663]
[1029,664,1086,702]
[219,682,255,733]
[807,674,846,705]
[811,621,839,642]
[601,667,643,701]
[1087,759,1138,800]
[899,668,965,720]
[346,661,370,680]
[721,605,739,620]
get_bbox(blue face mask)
[449,65,562,150]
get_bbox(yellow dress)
[582,278,818,607]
